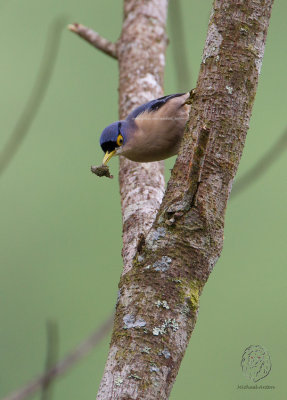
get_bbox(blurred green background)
[0,0,286,399]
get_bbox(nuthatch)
[100,92,191,164]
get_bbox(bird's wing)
[127,93,186,121]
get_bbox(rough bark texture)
[117,0,168,275]
[97,1,168,397]
[97,0,273,399]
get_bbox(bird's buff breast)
[121,105,189,162]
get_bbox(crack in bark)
[97,0,274,399]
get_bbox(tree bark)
[117,0,168,275]
[97,0,274,399]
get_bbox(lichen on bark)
[97,1,274,399]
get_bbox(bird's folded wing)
[127,93,186,121]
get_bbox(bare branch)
[96,1,274,398]
[97,1,168,395]
[40,321,59,400]
[0,17,67,176]
[68,23,117,59]
[117,0,167,275]
[231,126,287,198]
[1,315,113,400]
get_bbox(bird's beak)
[102,150,116,165]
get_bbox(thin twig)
[1,314,114,400]
[0,17,67,176]
[40,321,59,400]
[231,126,287,198]
[169,0,192,90]
[68,23,117,59]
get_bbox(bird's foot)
[183,89,196,106]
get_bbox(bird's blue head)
[100,121,126,165]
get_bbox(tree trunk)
[117,0,168,275]
[97,0,274,399]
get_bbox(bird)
[99,92,192,165]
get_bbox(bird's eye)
[117,134,123,146]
